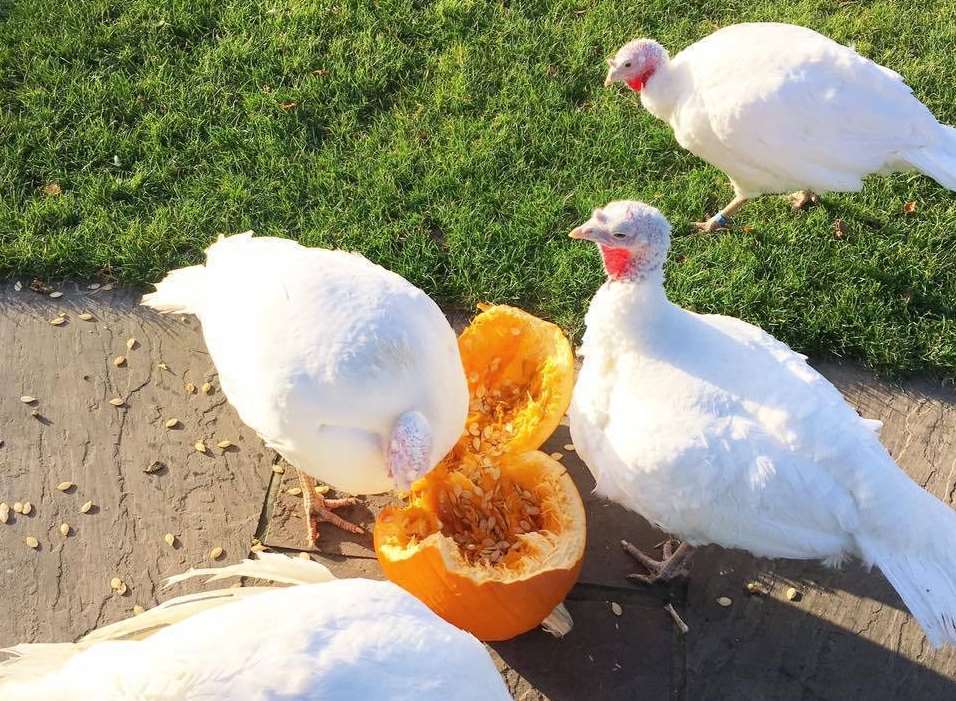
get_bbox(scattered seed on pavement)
[25,536,39,549]
[59,523,71,536]
[184,383,196,394]
[57,481,74,491]
[786,587,801,601]
[126,338,137,350]
[209,547,224,560]
[216,440,233,449]
[48,291,63,299]
[113,355,126,367]
[20,396,36,404]
[716,596,733,607]
[194,440,207,453]
[49,317,66,326]
[563,444,575,451]
[164,533,176,546]
[610,602,623,616]
[165,418,180,429]
[110,577,123,590]
[201,383,213,394]
[78,313,94,321]
[0,503,8,523]
[109,397,125,407]
[21,502,32,515]
[80,500,94,513]
[88,283,100,290]
[13,502,23,513]
[550,452,563,460]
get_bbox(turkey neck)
[585,266,676,351]
[639,61,680,123]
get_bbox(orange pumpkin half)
[374,304,585,641]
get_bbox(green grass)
[1,0,955,374]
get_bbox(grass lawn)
[1,0,954,374]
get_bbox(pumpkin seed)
[80,500,94,513]
[550,452,563,460]
[78,313,94,321]
[0,503,8,523]
[59,523,71,536]
[144,461,164,474]
[157,362,168,371]
[164,418,180,429]
[25,536,39,549]
[109,397,125,407]
[126,337,137,350]
[20,396,36,404]
[201,382,213,394]
[13,502,23,513]
[110,577,123,590]
[164,533,176,546]
[745,581,760,593]
[116,582,128,595]
[49,291,63,299]
[184,383,196,393]
[49,317,66,326]
[194,440,207,453]
[56,481,74,491]
[209,546,224,560]
[113,355,126,367]
[563,444,575,451]
[21,502,32,515]
[287,487,302,496]
[216,440,232,449]
[13,281,22,291]
[133,605,145,615]
[271,464,285,474]
[786,587,801,601]
[716,596,733,607]
[314,484,330,495]
[471,437,481,451]
[610,602,623,616]
[88,283,101,290]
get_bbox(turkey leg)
[621,539,695,584]
[298,471,363,548]
[695,194,749,232]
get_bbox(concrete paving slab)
[0,283,273,646]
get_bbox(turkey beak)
[569,225,598,242]
[604,60,616,87]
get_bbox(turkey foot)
[298,471,364,548]
[789,190,820,210]
[621,539,695,584]
[695,194,749,232]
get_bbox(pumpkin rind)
[374,305,584,641]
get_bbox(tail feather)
[140,264,206,315]
[859,529,956,648]
[0,553,335,684]
[905,124,956,190]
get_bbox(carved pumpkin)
[374,304,585,641]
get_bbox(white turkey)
[568,200,956,647]
[0,553,510,700]
[142,233,468,545]
[604,23,956,231]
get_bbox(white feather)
[635,23,956,196]
[141,233,468,495]
[571,202,956,648]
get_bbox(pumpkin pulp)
[374,305,585,641]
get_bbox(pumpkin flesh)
[374,305,584,641]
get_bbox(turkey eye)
[624,62,632,67]
[611,232,627,240]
